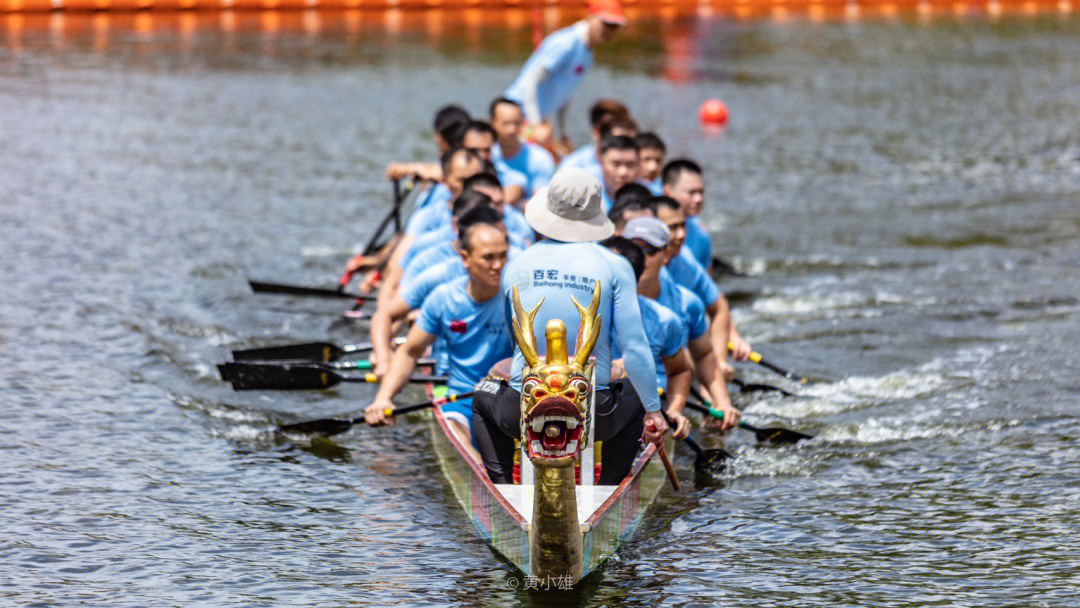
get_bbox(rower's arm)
[375,235,414,311]
[686,334,740,431]
[705,294,735,378]
[661,351,691,416]
[370,294,414,377]
[372,324,437,404]
[611,266,661,413]
[504,184,525,208]
[517,65,550,125]
[728,320,752,361]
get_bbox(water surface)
[3,10,1079,606]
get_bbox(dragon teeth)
[531,418,545,432]
[566,419,578,430]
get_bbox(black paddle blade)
[248,280,362,300]
[744,424,813,445]
[694,448,731,472]
[711,256,749,278]
[232,342,343,362]
[279,417,356,436]
[732,378,794,397]
[218,361,342,390]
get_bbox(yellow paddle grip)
[727,341,762,363]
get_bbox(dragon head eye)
[523,378,539,396]
[570,377,590,397]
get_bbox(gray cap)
[623,216,670,248]
[524,167,614,243]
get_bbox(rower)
[556,98,630,174]
[607,183,653,234]
[600,235,694,439]
[400,190,507,285]
[471,167,669,485]
[462,172,535,247]
[403,205,519,292]
[384,105,471,189]
[597,135,640,213]
[489,97,556,203]
[623,217,741,430]
[635,132,666,195]
[372,147,484,314]
[558,112,638,181]
[662,158,709,269]
[649,195,752,375]
[343,106,473,279]
[364,221,513,462]
[503,0,627,149]
[371,202,510,378]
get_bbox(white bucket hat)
[524,167,614,243]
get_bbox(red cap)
[588,0,627,26]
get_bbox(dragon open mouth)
[524,396,584,460]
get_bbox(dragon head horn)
[570,280,602,368]
[511,285,544,368]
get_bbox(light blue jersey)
[493,142,555,198]
[402,224,454,271]
[494,163,529,195]
[404,200,451,237]
[401,258,466,380]
[646,177,663,196]
[601,188,614,214]
[414,183,452,211]
[418,276,514,424]
[504,22,592,122]
[665,250,720,308]
[403,242,463,286]
[613,296,687,389]
[503,206,536,247]
[501,240,661,412]
[685,215,712,269]
[558,143,599,172]
[402,258,467,310]
[658,272,709,342]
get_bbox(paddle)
[248,280,369,300]
[683,390,813,445]
[731,377,794,397]
[711,256,749,278]
[344,176,417,277]
[231,337,407,362]
[730,342,813,385]
[217,361,446,391]
[279,392,474,435]
[659,411,731,473]
[645,418,679,491]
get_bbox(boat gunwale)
[583,439,660,528]
[429,390,529,527]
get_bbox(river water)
[3,8,1079,607]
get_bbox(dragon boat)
[427,282,674,586]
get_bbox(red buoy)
[699,99,729,126]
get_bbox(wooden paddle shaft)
[646,419,679,491]
[658,443,679,491]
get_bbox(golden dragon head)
[511,281,602,467]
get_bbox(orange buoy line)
[0,0,1073,16]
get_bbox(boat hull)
[428,404,673,581]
